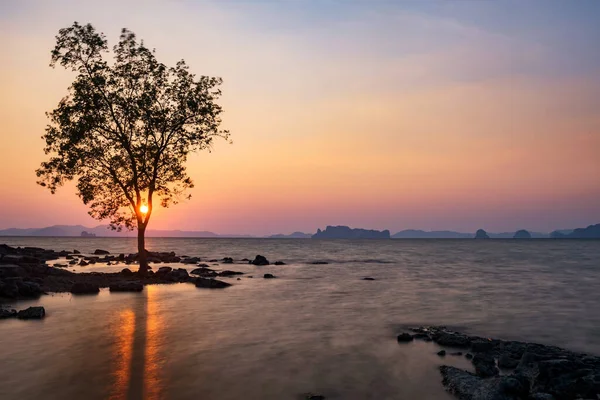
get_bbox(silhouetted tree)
[37,22,229,274]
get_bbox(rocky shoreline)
[399,326,600,400]
[0,244,281,301]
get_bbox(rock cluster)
[402,326,600,400]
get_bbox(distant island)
[0,224,599,239]
[312,226,390,239]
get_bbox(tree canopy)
[37,22,229,233]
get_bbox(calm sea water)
[1,238,599,399]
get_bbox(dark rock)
[221,257,234,264]
[16,280,43,297]
[451,352,464,356]
[79,260,89,266]
[17,306,45,319]
[121,268,133,276]
[251,255,270,266]
[397,333,414,343]
[70,282,100,294]
[73,249,81,254]
[362,277,375,281]
[435,332,471,348]
[241,258,250,262]
[94,249,110,255]
[413,332,431,341]
[529,394,554,400]
[498,353,520,369]
[0,281,19,298]
[311,261,329,265]
[209,259,218,263]
[440,366,522,400]
[0,308,17,318]
[438,350,447,357]
[109,281,143,292]
[181,257,201,264]
[274,261,286,265]
[263,273,276,279]
[466,353,474,360]
[305,395,325,400]
[190,267,217,277]
[167,268,189,281]
[218,270,244,277]
[195,277,231,289]
[471,339,495,353]
[66,255,74,260]
[69,260,78,265]
[156,266,173,275]
[473,353,499,377]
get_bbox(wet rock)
[0,264,27,278]
[93,249,110,255]
[471,339,495,353]
[69,260,78,265]
[251,255,270,266]
[79,260,89,267]
[16,280,43,297]
[438,350,447,357]
[263,273,276,279]
[440,366,527,400]
[413,332,431,341]
[54,263,68,268]
[466,353,474,360]
[498,353,520,369]
[362,277,375,281]
[195,277,231,289]
[529,394,554,400]
[121,268,133,276]
[0,280,19,298]
[435,332,472,348]
[241,258,250,262]
[17,306,45,319]
[397,333,414,343]
[221,257,234,264]
[473,353,499,377]
[209,259,218,263]
[190,267,217,277]
[167,268,189,281]
[109,281,143,292]
[274,261,286,265]
[73,250,81,254]
[70,282,100,294]
[311,261,328,265]
[66,255,74,260]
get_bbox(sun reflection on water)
[144,285,164,399]
[110,309,135,400]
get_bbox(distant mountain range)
[0,224,598,239]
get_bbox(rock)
[17,306,45,319]
[274,261,286,265]
[73,249,81,254]
[121,268,133,276]
[498,353,520,369]
[218,270,244,277]
[93,249,110,255]
[305,394,325,400]
[109,281,143,292]
[190,267,217,277]
[241,258,250,262]
[70,282,100,294]
[362,277,375,281]
[66,255,74,260]
[0,281,19,298]
[221,257,234,264]
[471,339,495,353]
[156,266,173,275]
[16,280,43,297]
[438,350,447,357]
[54,263,68,268]
[472,353,499,377]
[0,264,27,278]
[451,352,464,356]
[440,366,521,400]
[529,394,554,400]
[69,259,78,265]
[435,332,472,348]
[181,257,201,264]
[79,260,89,266]
[397,333,414,343]
[0,308,17,318]
[311,261,329,265]
[167,268,189,281]
[195,278,231,289]
[475,229,490,239]
[251,255,270,266]
[263,273,276,279]
[466,353,474,360]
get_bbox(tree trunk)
[137,224,148,275]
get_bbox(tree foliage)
[36,22,229,232]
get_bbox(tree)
[36,22,229,274]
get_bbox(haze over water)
[1,238,599,399]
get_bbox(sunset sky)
[1,1,599,235]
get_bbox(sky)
[0,0,599,235]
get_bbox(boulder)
[16,280,43,297]
[156,266,173,275]
[438,350,447,357]
[194,277,231,289]
[121,268,133,276]
[93,249,110,255]
[397,333,414,343]
[190,267,217,277]
[109,281,143,292]
[70,282,100,294]
[435,332,471,348]
[274,261,286,265]
[218,270,244,277]
[440,366,525,400]
[167,268,189,281]
[221,257,234,264]
[181,257,201,264]
[73,249,81,254]
[251,255,270,266]
[263,273,276,279]
[471,339,495,353]
[498,353,520,369]
[0,280,19,298]
[79,260,89,266]
[17,306,45,319]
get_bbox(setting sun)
[140,205,149,214]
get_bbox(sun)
[140,204,149,214]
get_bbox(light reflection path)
[110,287,164,400]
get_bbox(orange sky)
[0,1,599,235]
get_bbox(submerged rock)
[93,249,110,255]
[221,257,234,264]
[251,255,270,266]
[274,261,286,265]
[263,273,276,279]
[194,277,231,289]
[17,306,45,319]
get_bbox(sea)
[1,237,599,399]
